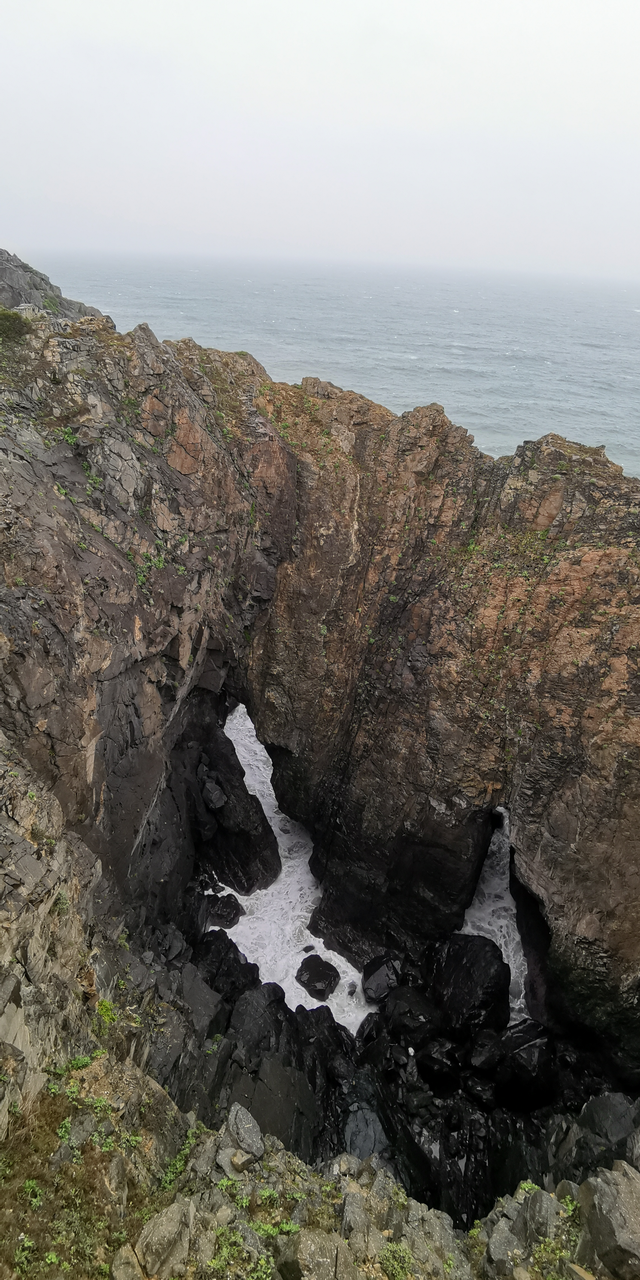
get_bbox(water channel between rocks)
[221,707,529,1033]
[459,809,529,1022]
[221,704,370,1034]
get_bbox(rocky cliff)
[2,255,640,1249]
[1,259,639,1067]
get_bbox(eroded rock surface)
[3,254,640,1235]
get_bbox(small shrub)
[57,1116,72,1142]
[207,1227,245,1275]
[66,1055,91,1072]
[247,1261,273,1280]
[14,1236,35,1273]
[96,999,117,1027]
[0,309,31,343]
[161,1125,202,1190]
[379,1241,415,1280]
[21,1178,44,1209]
[50,890,70,916]
[259,1187,279,1206]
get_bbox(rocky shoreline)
[1,251,640,1278]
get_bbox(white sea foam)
[459,809,529,1022]
[219,705,370,1035]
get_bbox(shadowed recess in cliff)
[220,703,371,1034]
[459,808,529,1022]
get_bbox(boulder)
[432,936,511,1037]
[277,1227,359,1280]
[135,1199,195,1280]
[383,986,442,1047]
[296,955,340,1001]
[193,929,260,1003]
[344,1107,387,1160]
[111,1244,146,1280]
[486,1217,523,1276]
[228,1101,264,1159]
[512,1188,561,1249]
[181,963,224,1038]
[579,1160,640,1280]
[205,893,245,928]
[361,955,402,1003]
[579,1093,637,1148]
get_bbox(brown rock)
[2,256,640,1065]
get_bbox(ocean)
[41,255,640,476]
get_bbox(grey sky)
[3,0,639,276]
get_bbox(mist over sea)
[42,255,640,476]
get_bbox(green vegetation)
[379,1240,415,1280]
[0,309,31,343]
[160,1125,202,1190]
[207,1227,245,1275]
[95,1000,117,1028]
[21,1178,44,1209]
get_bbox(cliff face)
[1,260,640,1074]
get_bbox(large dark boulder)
[362,954,402,1003]
[205,893,245,928]
[430,935,511,1038]
[383,986,442,1048]
[192,929,259,1004]
[295,955,340,1001]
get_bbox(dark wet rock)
[430,935,511,1038]
[167,700,281,896]
[192,929,260,1004]
[361,954,402,1003]
[180,963,224,1039]
[383,986,442,1048]
[205,893,245,928]
[579,1092,638,1149]
[296,955,340,1001]
[230,1053,319,1164]
[344,1107,387,1160]
[415,1038,465,1090]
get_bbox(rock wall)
[1,255,640,1078]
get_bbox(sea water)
[41,254,640,476]
[459,810,528,1023]
[222,704,370,1035]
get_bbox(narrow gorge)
[1,249,640,1280]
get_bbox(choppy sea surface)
[41,255,640,476]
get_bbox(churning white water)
[459,809,529,1022]
[220,705,370,1034]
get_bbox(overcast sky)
[3,0,639,277]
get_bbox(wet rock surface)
[296,954,341,1001]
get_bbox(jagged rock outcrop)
[1,254,639,1071]
[0,248,102,319]
[3,254,640,1236]
[1,1028,638,1280]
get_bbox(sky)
[3,0,640,277]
